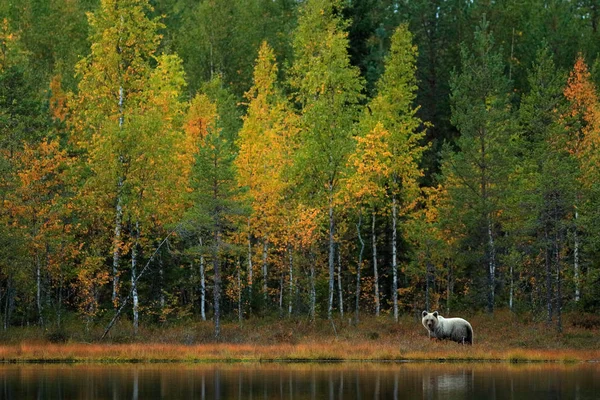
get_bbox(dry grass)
[0,310,598,363]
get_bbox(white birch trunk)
[113,85,125,308]
[199,252,206,321]
[372,210,380,317]
[288,246,293,316]
[213,229,221,338]
[131,221,140,335]
[487,216,496,313]
[199,237,206,321]
[574,210,580,302]
[278,271,283,313]
[237,258,242,322]
[36,253,43,326]
[247,219,253,302]
[328,184,335,320]
[310,252,316,321]
[337,245,343,317]
[262,240,268,305]
[159,254,165,312]
[509,263,514,311]
[355,213,364,323]
[392,194,398,323]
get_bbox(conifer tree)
[443,16,514,313]
[517,45,571,323]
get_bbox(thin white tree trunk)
[36,253,43,326]
[213,229,221,338]
[328,184,335,319]
[237,258,242,322]
[278,271,283,313]
[288,246,293,316]
[509,262,514,311]
[310,251,316,321]
[337,245,343,317]
[199,256,206,321]
[262,239,268,305]
[574,210,580,302]
[247,219,253,303]
[392,194,398,322]
[113,85,125,308]
[372,209,380,317]
[355,213,364,323]
[487,215,496,313]
[159,253,165,312]
[131,221,140,335]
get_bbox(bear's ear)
[422,310,428,317]
[433,311,439,318]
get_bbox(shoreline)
[0,342,598,364]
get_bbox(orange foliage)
[564,55,600,181]
[49,75,68,122]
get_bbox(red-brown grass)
[0,310,597,363]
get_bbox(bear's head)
[421,310,439,331]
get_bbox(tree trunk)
[159,252,165,313]
[392,194,398,322]
[4,277,12,330]
[131,221,140,335]
[545,228,553,324]
[337,244,343,317]
[113,85,125,309]
[328,183,335,320]
[262,239,268,306]
[213,229,221,338]
[288,245,293,316]
[36,253,43,327]
[112,189,123,308]
[237,257,242,322]
[574,210,580,302]
[372,209,380,317]
[486,215,496,313]
[198,237,206,321]
[555,232,563,333]
[425,245,433,312]
[278,270,283,314]
[509,262,514,311]
[310,251,316,322]
[247,219,253,307]
[355,213,364,323]
[57,273,63,329]
[446,260,452,315]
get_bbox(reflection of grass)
[0,310,598,363]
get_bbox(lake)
[1,362,598,399]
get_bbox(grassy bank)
[0,311,598,363]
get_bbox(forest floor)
[0,310,598,363]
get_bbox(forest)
[1,0,600,340]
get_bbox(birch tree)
[289,0,363,319]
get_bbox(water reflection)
[0,362,598,399]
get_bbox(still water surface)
[1,362,598,399]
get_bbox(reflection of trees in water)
[422,369,474,400]
[0,364,598,399]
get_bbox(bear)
[421,310,473,345]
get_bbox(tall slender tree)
[235,42,297,313]
[71,0,190,333]
[443,16,514,313]
[289,0,363,319]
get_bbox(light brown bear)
[421,310,473,345]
